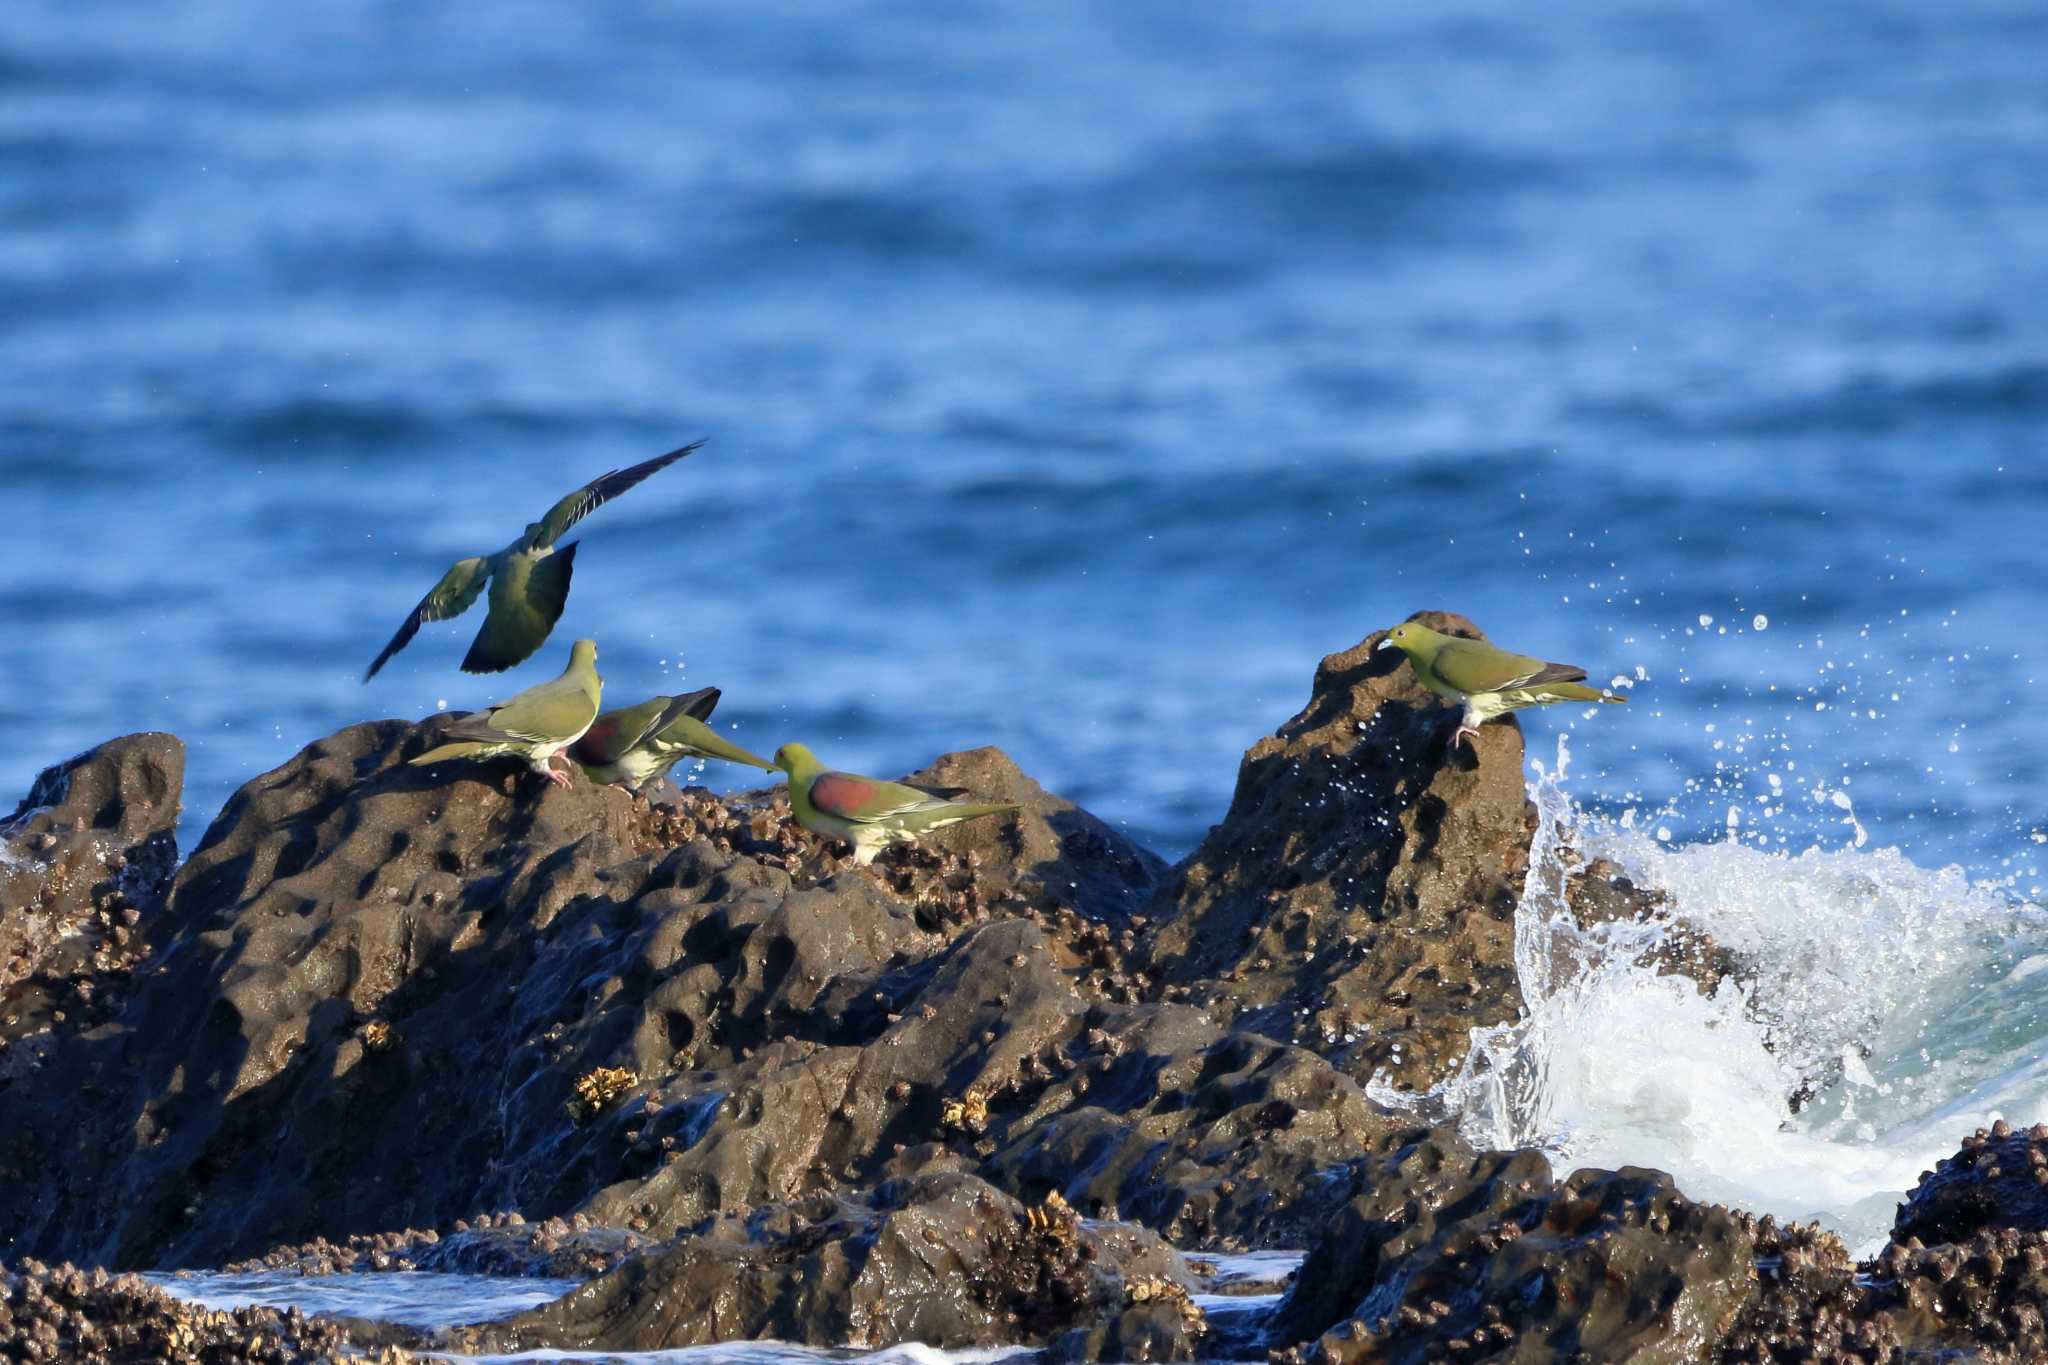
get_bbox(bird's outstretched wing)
[1433,638,1584,694]
[364,557,491,681]
[462,542,577,674]
[532,441,703,549]
[808,772,955,824]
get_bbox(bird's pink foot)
[544,763,572,789]
[1453,724,1481,751]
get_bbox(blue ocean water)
[5,1,2046,878]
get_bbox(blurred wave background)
[4,0,2045,877]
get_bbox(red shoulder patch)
[809,773,876,818]
[575,717,617,760]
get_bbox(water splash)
[1384,735,2048,1254]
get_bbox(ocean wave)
[1380,735,2048,1254]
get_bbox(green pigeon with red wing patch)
[571,687,774,792]
[364,441,702,680]
[773,742,1020,865]
[1376,620,1625,751]
[409,638,603,788]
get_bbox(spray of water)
[1377,735,2048,1254]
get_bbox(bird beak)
[1375,638,1395,651]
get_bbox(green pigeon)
[773,742,1020,865]
[364,442,701,680]
[570,687,774,791]
[1376,621,1625,749]
[409,639,603,788]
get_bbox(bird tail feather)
[410,741,491,766]
[1539,682,1626,704]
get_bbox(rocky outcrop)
[1893,1118,2048,1246]
[22,620,2026,1364]
[0,709,1386,1270]
[0,1259,369,1364]
[1139,612,1533,1090]
[1276,1140,1756,1364]
[454,1175,1182,1356]
[224,1210,654,1280]
[901,746,1167,920]
[0,733,183,1076]
[1269,1120,2048,1365]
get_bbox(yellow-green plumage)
[410,638,604,787]
[773,742,1019,865]
[1377,620,1624,750]
[364,443,699,680]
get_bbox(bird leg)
[1452,723,1481,751]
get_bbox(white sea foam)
[1378,735,2048,1255]
[147,1269,579,1330]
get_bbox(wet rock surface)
[454,1174,1181,1356]
[0,733,183,1075]
[225,1209,654,1280]
[0,703,1395,1271]
[0,1258,375,1364]
[1892,1117,2048,1246]
[1269,1122,2048,1364]
[1138,612,1533,1091]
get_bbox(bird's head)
[1377,622,1419,655]
[774,742,819,776]
[569,639,600,670]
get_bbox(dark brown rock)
[455,1175,1179,1355]
[1894,1120,2048,1246]
[1281,1156,1758,1365]
[902,746,1167,920]
[1141,612,1533,1089]
[0,1259,360,1364]
[0,717,1271,1271]
[984,1003,1418,1247]
[0,733,183,1074]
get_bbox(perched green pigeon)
[409,639,603,788]
[773,742,1020,865]
[364,442,701,680]
[570,687,774,791]
[1376,621,1625,749]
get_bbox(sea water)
[1383,736,2048,1255]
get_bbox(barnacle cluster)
[566,1065,637,1122]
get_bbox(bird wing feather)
[462,542,577,673]
[809,772,950,824]
[1432,638,1584,694]
[364,556,491,681]
[485,674,599,744]
[532,441,702,549]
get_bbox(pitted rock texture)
[0,714,1381,1269]
[454,1174,1181,1356]
[1280,1155,1757,1365]
[901,746,1167,920]
[0,732,183,1073]
[1893,1118,2048,1246]
[1139,612,1533,1090]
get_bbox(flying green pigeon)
[364,442,701,680]
[409,639,603,787]
[1376,621,1625,749]
[570,687,774,791]
[773,742,1020,865]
